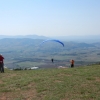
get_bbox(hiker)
[70,59,74,68]
[51,58,54,63]
[0,54,4,73]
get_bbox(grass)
[0,65,100,100]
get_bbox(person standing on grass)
[0,54,4,73]
[70,59,74,68]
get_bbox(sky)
[0,0,100,36]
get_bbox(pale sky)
[0,0,100,36]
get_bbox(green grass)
[0,65,100,100]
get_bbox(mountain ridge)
[0,35,100,43]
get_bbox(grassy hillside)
[0,65,100,100]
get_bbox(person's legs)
[1,63,4,73]
[2,63,4,73]
[0,64,1,72]
[71,64,74,68]
[0,63,2,72]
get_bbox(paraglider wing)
[40,39,64,47]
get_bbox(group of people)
[0,54,4,73]
[51,58,75,68]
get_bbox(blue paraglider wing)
[40,39,64,47]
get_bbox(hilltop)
[0,64,100,100]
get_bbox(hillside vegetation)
[0,65,100,100]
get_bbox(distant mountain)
[51,35,100,43]
[0,35,49,39]
[0,38,96,51]
[0,38,99,69]
[1,35,100,43]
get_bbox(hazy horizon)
[0,34,100,43]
